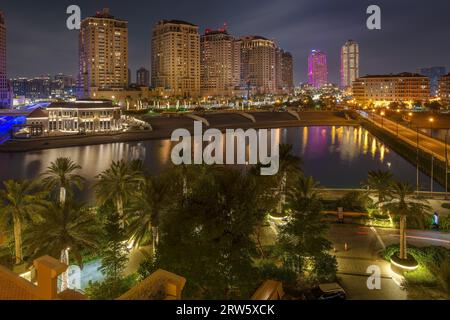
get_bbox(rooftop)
[47,100,117,109]
[359,72,429,78]
[241,35,270,41]
[87,8,127,22]
[157,19,197,27]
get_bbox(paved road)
[374,227,450,249]
[368,112,450,164]
[328,223,450,299]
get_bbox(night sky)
[2,0,450,84]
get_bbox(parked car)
[305,283,346,300]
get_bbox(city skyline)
[1,0,450,85]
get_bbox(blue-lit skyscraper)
[419,66,447,97]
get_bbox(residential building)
[281,50,294,93]
[340,40,359,89]
[79,8,129,97]
[0,11,10,109]
[240,36,277,95]
[419,66,447,97]
[439,73,450,104]
[151,20,200,97]
[308,50,328,88]
[10,76,52,100]
[136,67,150,87]
[352,73,430,105]
[200,27,241,97]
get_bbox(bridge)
[0,102,51,144]
[359,111,450,165]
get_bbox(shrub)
[257,262,297,286]
[85,274,137,300]
[381,245,450,293]
[311,254,338,283]
[440,216,450,232]
[337,191,372,212]
[441,203,450,210]
[403,265,437,287]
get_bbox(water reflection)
[0,126,442,203]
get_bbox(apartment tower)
[281,50,294,93]
[340,40,359,89]
[240,36,277,94]
[136,67,150,87]
[151,20,200,97]
[200,26,240,97]
[79,8,129,97]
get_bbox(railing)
[315,187,449,200]
[358,110,450,164]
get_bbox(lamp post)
[408,112,413,128]
[446,129,449,200]
[380,111,385,128]
[431,153,434,196]
[416,127,419,194]
[429,117,434,138]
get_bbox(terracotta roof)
[57,289,87,300]
[0,265,40,300]
[27,108,49,118]
[47,100,116,109]
[118,269,186,300]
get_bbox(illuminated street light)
[429,117,434,138]
[408,112,413,128]
[380,111,385,127]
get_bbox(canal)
[0,125,443,202]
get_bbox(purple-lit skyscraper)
[308,50,328,88]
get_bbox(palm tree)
[292,175,320,200]
[95,160,144,221]
[127,174,170,254]
[364,170,393,205]
[41,157,84,205]
[382,182,431,260]
[277,144,302,213]
[25,200,101,289]
[0,180,48,265]
[0,180,47,264]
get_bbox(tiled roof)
[0,265,40,300]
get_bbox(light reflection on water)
[0,126,442,202]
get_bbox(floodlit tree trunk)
[256,226,265,259]
[13,213,23,265]
[278,172,287,213]
[399,215,407,260]
[116,197,124,227]
[60,248,70,291]
[151,226,159,255]
[183,176,188,197]
[59,186,66,205]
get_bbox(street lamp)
[408,112,413,128]
[380,111,385,128]
[429,117,434,138]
